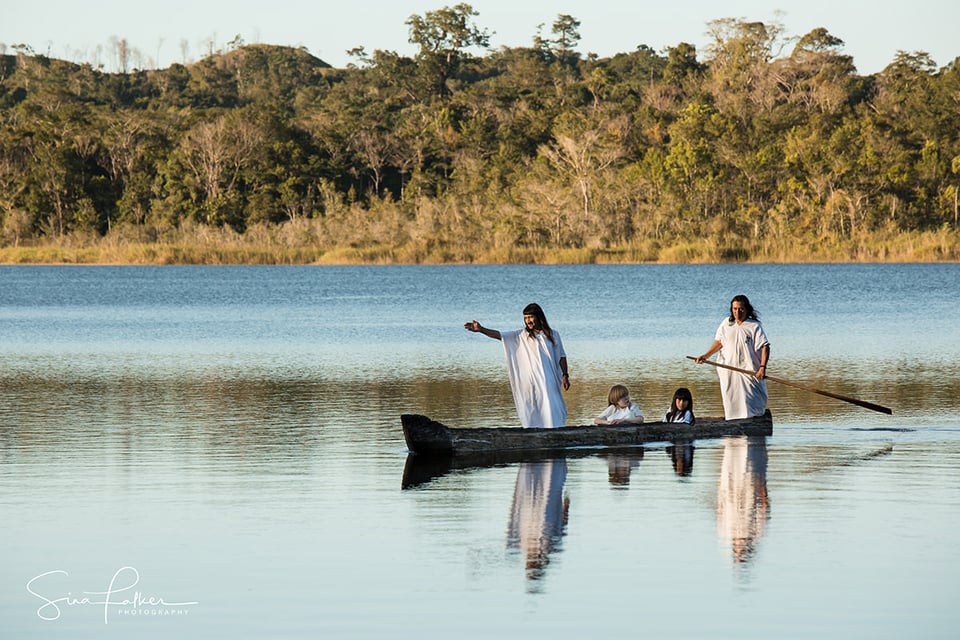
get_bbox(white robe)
[500,328,568,428]
[664,409,694,424]
[714,317,770,419]
[597,402,644,423]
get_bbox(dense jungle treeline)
[2,5,959,264]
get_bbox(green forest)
[2,4,959,264]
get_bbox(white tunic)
[664,409,694,424]
[500,328,568,428]
[714,317,770,419]
[597,403,644,423]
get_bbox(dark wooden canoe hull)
[401,411,773,455]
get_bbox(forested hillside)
[2,5,958,263]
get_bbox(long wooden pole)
[685,356,893,415]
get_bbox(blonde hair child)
[594,384,644,425]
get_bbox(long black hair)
[523,302,555,344]
[728,294,759,322]
[665,387,695,424]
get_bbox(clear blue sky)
[4,0,957,75]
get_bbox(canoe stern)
[402,414,455,453]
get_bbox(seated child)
[595,384,644,425]
[664,387,695,424]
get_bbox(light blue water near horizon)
[1,264,959,639]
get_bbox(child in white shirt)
[595,384,644,425]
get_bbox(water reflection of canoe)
[401,411,772,455]
[401,448,604,489]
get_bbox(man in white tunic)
[696,295,770,419]
[464,303,570,428]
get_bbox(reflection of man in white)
[464,303,569,428]
[507,460,569,587]
[717,436,769,564]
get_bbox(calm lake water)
[1,264,959,639]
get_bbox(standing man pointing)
[465,303,570,428]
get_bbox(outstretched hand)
[464,321,501,341]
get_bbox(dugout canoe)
[401,411,772,455]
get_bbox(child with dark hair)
[665,387,695,424]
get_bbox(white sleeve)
[552,330,567,359]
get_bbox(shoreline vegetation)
[2,5,959,265]
[1,222,956,264]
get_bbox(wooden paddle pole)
[685,356,893,415]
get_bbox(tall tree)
[405,3,491,100]
[538,113,626,238]
[704,17,787,115]
[534,14,581,66]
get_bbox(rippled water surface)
[1,264,958,639]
